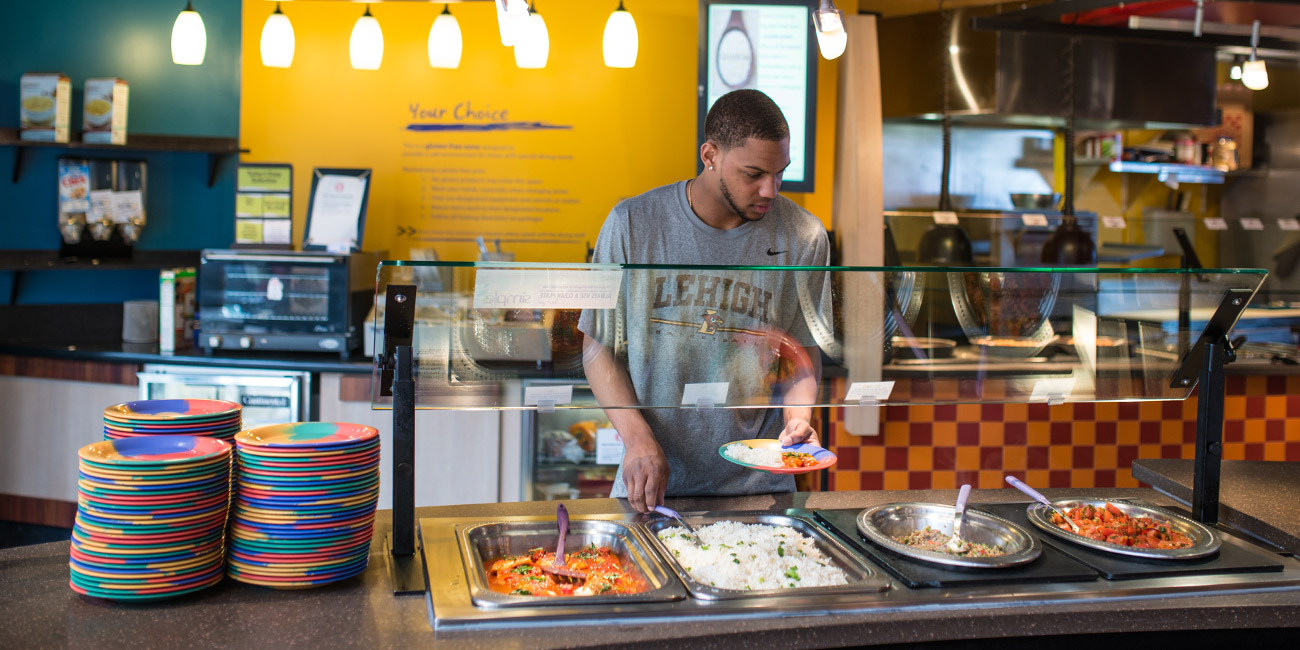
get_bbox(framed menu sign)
[234,163,293,249]
[304,168,370,252]
[698,1,818,192]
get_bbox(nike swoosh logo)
[767,248,786,256]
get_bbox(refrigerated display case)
[520,380,618,501]
[138,364,313,429]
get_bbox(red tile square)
[1140,421,1161,444]
[1118,402,1141,420]
[957,422,980,446]
[955,470,980,487]
[1162,401,1183,420]
[1227,375,1246,395]
[982,404,1004,421]
[1288,396,1300,418]
[1072,446,1094,468]
[1028,403,1051,421]
[1117,445,1139,470]
[1247,397,1266,419]
[1287,442,1300,462]
[1005,422,1027,446]
[1096,422,1117,445]
[908,472,932,490]
[1049,470,1072,488]
[1161,444,1182,458]
[1245,443,1265,460]
[933,447,956,471]
[837,447,860,471]
[934,404,957,421]
[1267,375,1286,395]
[1225,419,1245,443]
[1183,420,1198,443]
[909,423,933,446]
[884,405,908,421]
[1267,420,1285,442]
[1027,446,1050,469]
[980,447,1003,470]
[1094,469,1116,488]
[860,472,884,491]
[885,448,908,470]
[1072,403,1095,421]
[1051,422,1072,445]
[911,381,934,399]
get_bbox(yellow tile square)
[1027,422,1051,446]
[1139,402,1162,421]
[1004,403,1029,421]
[883,471,910,491]
[1003,446,1027,470]
[934,381,960,401]
[979,470,1003,488]
[1050,404,1074,422]
[909,447,933,471]
[1117,422,1140,445]
[1116,471,1139,488]
[1221,443,1244,461]
[956,447,980,470]
[980,422,1004,447]
[1264,442,1287,461]
[933,422,957,447]
[931,471,956,490]
[1266,396,1287,420]
[1071,470,1095,489]
[883,422,911,445]
[1224,397,1246,421]
[1161,421,1184,444]
[956,404,981,422]
[1073,422,1095,446]
[860,447,885,471]
[1244,421,1266,443]
[833,472,860,492]
[1095,402,1119,421]
[1026,470,1051,487]
[1181,444,1195,459]
[910,404,934,423]
[1094,446,1118,470]
[1287,419,1300,439]
[1246,375,1267,396]
[1049,447,1072,469]
[1138,444,1162,460]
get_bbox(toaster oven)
[198,249,380,358]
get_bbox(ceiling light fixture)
[171,1,207,65]
[260,2,295,68]
[603,1,638,68]
[496,0,531,47]
[350,4,384,70]
[428,4,463,69]
[1243,20,1269,90]
[515,2,550,69]
[811,0,847,60]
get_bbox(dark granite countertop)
[1133,459,1300,555]
[0,340,374,374]
[3,488,1300,649]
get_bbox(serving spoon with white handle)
[945,484,972,554]
[1005,476,1082,533]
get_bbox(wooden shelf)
[0,128,247,187]
[0,249,200,271]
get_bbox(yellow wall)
[240,1,850,262]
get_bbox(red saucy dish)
[485,544,649,597]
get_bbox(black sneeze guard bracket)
[379,283,422,595]
[1169,287,1253,526]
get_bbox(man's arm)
[779,345,822,447]
[582,334,668,513]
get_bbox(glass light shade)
[171,9,207,65]
[812,7,847,60]
[1242,59,1268,90]
[260,10,295,68]
[603,9,638,68]
[496,0,530,47]
[514,12,549,69]
[350,13,384,70]
[428,11,463,69]
[1229,65,1242,80]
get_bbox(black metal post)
[1191,337,1226,524]
[392,344,415,556]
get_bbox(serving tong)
[1006,476,1082,533]
[653,505,703,545]
[945,484,972,554]
[541,503,587,581]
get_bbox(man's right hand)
[622,438,669,513]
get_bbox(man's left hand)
[778,417,819,447]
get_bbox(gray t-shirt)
[579,180,832,498]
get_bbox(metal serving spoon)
[1005,476,1082,533]
[654,505,702,545]
[945,484,972,554]
[541,503,586,580]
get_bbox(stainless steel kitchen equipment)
[855,502,1040,569]
[1025,498,1222,560]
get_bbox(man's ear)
[700,141,719,171]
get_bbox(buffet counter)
[3,488,1299,649]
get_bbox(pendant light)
[260,2,295,68]
[514,2,549,69]
[428,4,463,69]
[603,1,638,68]
[171,1,207,65]
[1242,20,1269,90]
[811,0,847,60]
[350,4,384,70]
[496,0,530,47]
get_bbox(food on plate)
[780,452,817,468]
[656,520,847,591]
[1052,502,1194,549]
[485,544,649,597]
[724,443,821,469]
[974,336,1046,348]
[895,527,1006,557]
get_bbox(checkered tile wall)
[824,374,1300,492]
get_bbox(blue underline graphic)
[406,122,572,132]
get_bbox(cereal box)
[83,77,129,145]
[20,72,71,142]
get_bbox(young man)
[580,89,831,513]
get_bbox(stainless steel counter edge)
[0,342,374,374]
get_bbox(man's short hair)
[704,89,789,151]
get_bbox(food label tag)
[474,268,623,310]
[1241,218,1265,231]
[1205,217,1229,231]
[595,427,624,465]
[681,382,729,407]
[110,190,143,225]
[933,211,959,225]
[1279,218,1300,231]
[524,385,573,407]
[1030,377,1076,404]
[844,381,895,405]
[89,189,114,223]
[1021,213,1049,227]
[266,276,284,302]
[1102,216,1127,229]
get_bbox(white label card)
[595,427,624,465]
[89,189,114,223]
[1021,213,1049,227]
[844,381,895,404]
[474,269,623,310]
[266,277,284,302]
[109,190,143,225]
[681,382,729,406]
[933,211,960,225]
[1205,218,1229,231]
[1279,218,1300,231]
[1241,218,1265,231]
[1102,216,1127,229]
[1030,377,1077,403]
[524,385,573,407]
[263,219,292,244]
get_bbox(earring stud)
[708,166,714,170]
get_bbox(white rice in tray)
[657,521,848,591]
[723,443,783,468]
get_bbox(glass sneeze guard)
[370,262,1268,411]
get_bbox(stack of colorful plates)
[228,422,380,589]
[70,436,233,601]
[103,399,243,442]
